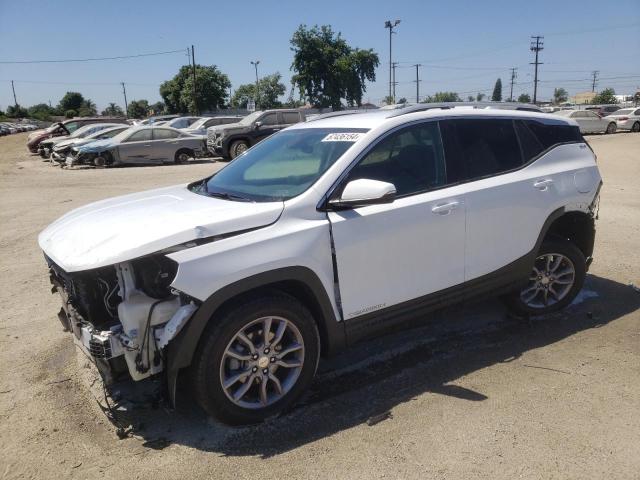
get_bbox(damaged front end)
[66,144,118,168]
[47,253,198,389]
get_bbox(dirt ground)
[0,131,638,480]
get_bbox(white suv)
[39,105,602,425]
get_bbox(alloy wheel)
[219,316,305,409]
[520,253,576,309]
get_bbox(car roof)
[290,104,569,130]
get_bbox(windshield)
[238,111,263,125]
[111,127,142,142]
[187,118,208,129]
[88,126,127,139]
[192,128,368,202]
[70,124,99,138]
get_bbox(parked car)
[207,109,306,159]
[1,123,19,134]
[51,125,130,164]
[554,109,618,134]
[26,117,127,153]
[0,125,9,136]
[606,107,640,132]
[65,125,207,167]
[164,116,202,129]
[38,123,125,158]
[40,105,601,425]
[134,115,181,126]
[183,116,242,136]
[585,105,621,117]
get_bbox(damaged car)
[40,106,601,425]
[27,117,127,153]
[51,125,130,164]
[66,125,208,167]
[39,123,125,159]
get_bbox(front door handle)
[431,201,459,215]
[534,179,554,190]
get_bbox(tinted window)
[282,112,301,124]
[519,120,581,152]
[260,113,278,125]
[153,128,180,140]
[440,119,522,181]
[345,122,446,196]
[126,129,152,142]
[65,122,79,132]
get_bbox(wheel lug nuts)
[252,354,258,360]
[270,357,275,362]
[252,367,257,372]
[264,348,270,354]
[262,368,268,374]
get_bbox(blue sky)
[1,0,639,111]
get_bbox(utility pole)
[509,67,518,101]
[384,20,401,102]
[121,82,128,117]
[392,62,398,102]
[530,36,544,104]
[413,64,422,103]
[251,60,260,109]
[191,45,198,114]
[591,70,599,92]
[11,80,17,107]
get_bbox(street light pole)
[251,60,260,109]
[384,19,401,103]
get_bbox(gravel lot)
[0,131,638,480]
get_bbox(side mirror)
[329,179,396,209]
[254,121,263,129]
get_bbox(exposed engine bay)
[47,254,198,384]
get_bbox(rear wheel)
[605,122,616,134]
[191,292,320,425]
[229,140,249,159]
[631,121,640,133]
[174,149,193,164]
[504,239,586,316]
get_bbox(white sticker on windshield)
[321,132,364,142]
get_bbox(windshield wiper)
[207,190,254,202]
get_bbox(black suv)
[207,109,305,159]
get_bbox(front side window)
[440,119,522,181]
[126,129,152,142]
[344,122,446,197]
[195,128,367,202]
[260,113,278,125]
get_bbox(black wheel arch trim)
[166,266,345,406]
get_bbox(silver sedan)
[607,107,640,132]
[555,110,618,134]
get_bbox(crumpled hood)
[39,184,284,272]
[56,136,94,151]
[77,138,118,153]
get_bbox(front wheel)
[191,292,320,425]
[174,149,193,164]
[605,122,616,134]
[229,140,249,159]
[631,122,640,133]
[504,239,586,316]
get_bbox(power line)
[530,36,544,104]
[509,68,518,101]
[413,64,422,103]
[0,49,186,64]
[591,70,599,92]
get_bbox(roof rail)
[386,101,542,118]
[305,110,364,122]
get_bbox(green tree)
[397,97,407,104]
[101,103,125,116]
[27,103,55,120]
[231,73,287,109]
[467,95,475,102]
[6,104,28,117]
[476,92,486,101]
[553,88,568,104]
[383,95,395,105]
[58,92,85,113]
[290,24,379,109]
[592,88,617,105]
[491,78,502,102]
[64,109,76,118]
[160,65,230,114]
[127,99,150,119]
[149,101,166,115]
[423,92,461,103]
[517,93,532,103]
[78,99,97,117]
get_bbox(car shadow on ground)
[106,274,640,457]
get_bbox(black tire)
[504,238,586,316]
[191,291,320,425]
[631,122,640,133]
[229,140,249,159]
[174,149,193,164]
[605,122,616,134]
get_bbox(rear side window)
[440,119,523,181]
[282,112,301,124]
[518,120,581,156]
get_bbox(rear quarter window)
[517,120,581,160]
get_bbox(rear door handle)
[534,179,554,190]
[431,201,459,215]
